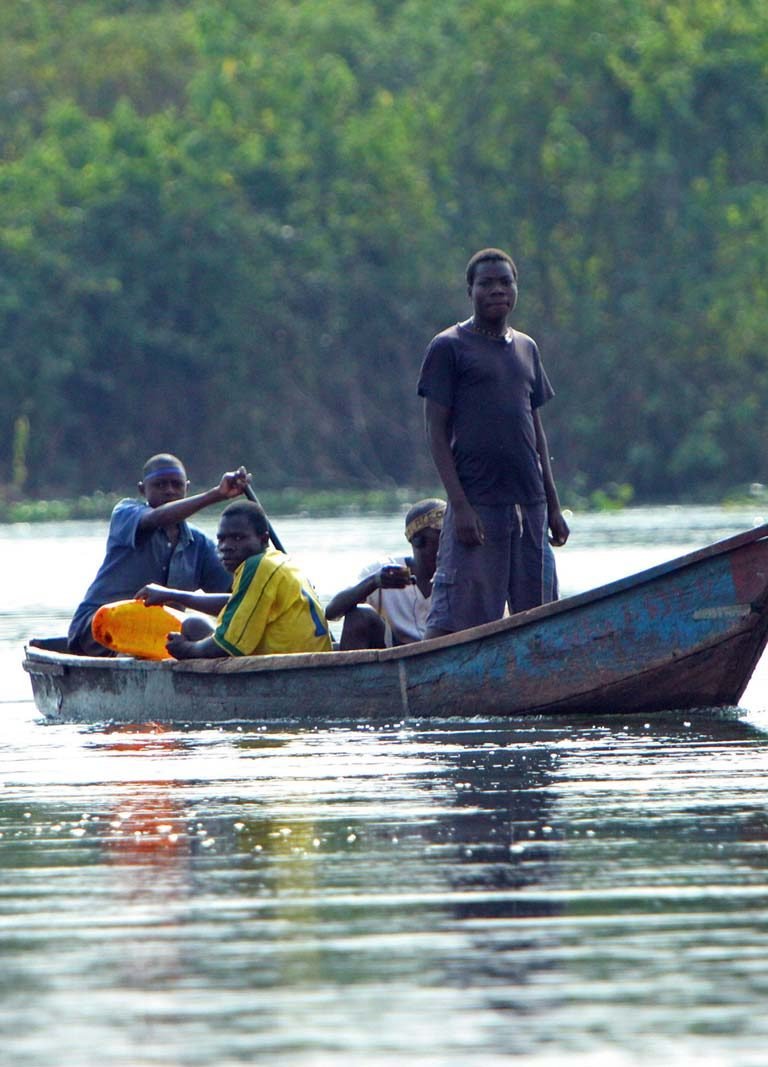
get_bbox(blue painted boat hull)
[23,525,768,724]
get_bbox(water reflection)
[2,712,768,1063]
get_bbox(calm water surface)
[3,507,768,1066]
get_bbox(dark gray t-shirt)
[417,321,554,506]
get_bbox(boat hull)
[23,526,768,724]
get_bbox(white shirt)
[359,556,431,643]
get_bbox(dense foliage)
[2,0,767,504]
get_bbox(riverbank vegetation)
[0,486,421,524]
[2,0,767,507]
[5,480,766,527]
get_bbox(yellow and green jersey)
[213,549,331,656]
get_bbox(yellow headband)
[405,506,446,543]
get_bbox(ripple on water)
[2,711,768,1063]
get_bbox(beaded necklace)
[469,317,511,340]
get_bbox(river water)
[3,507,768,1066]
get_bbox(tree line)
[1,0,767,505]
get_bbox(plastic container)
[91,600,185,660]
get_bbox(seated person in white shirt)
[325,499,446,649]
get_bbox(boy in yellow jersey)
[136,500,331,658]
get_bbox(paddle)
[243,483,286,553]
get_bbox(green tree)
[1,0,768,502]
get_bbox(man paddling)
[136,499,332,658]
[68,454,250,655]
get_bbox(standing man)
[417,247,569,637]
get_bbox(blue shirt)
[68,498,231,644]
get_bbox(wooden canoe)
[23,523,768,725]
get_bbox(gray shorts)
[427,501,558,633]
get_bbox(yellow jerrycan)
[91,600,184,660]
